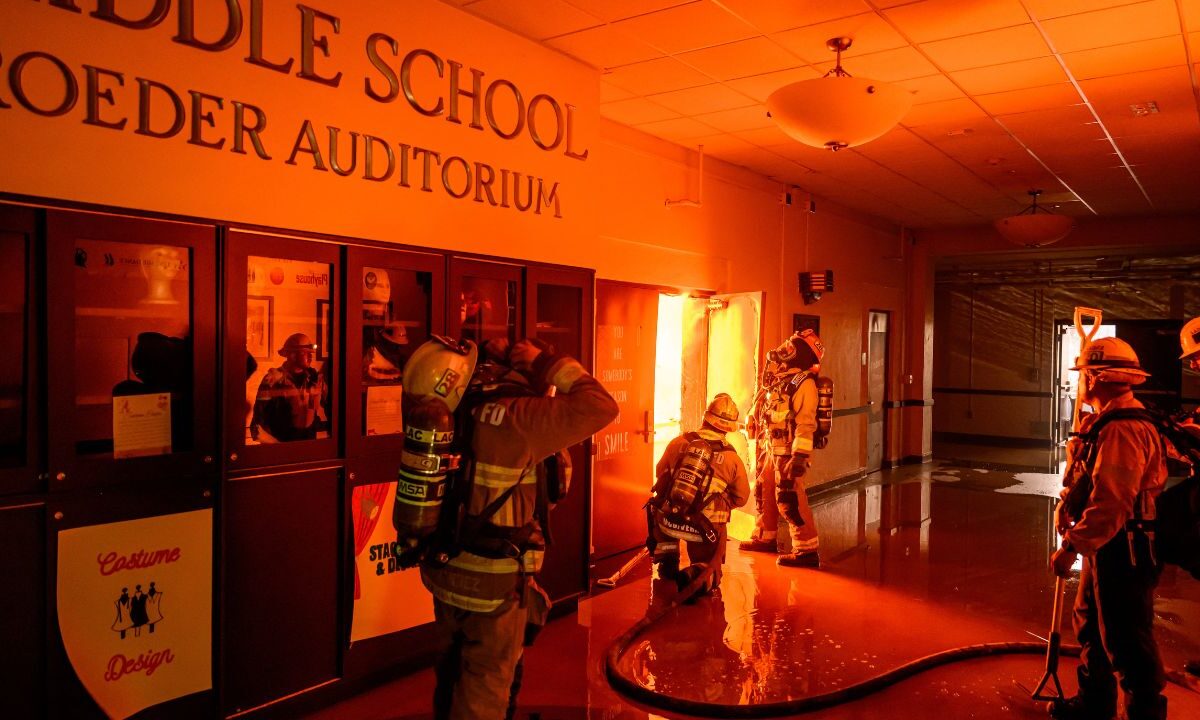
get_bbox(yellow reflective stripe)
[395,497,441,507]
[550,360,587,391]
[449,551,520,574]
[424,579,505,613]
[473,463,535,489]
[793,436,814,453]
[792,538,820,551]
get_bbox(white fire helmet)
[363,267,393,305]
[1072,337,1150,386]
[402,336,478,412]
[704,393,740,433]
[1180,317,1200,361]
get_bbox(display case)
[223,230,340,469]
[0,205,38,497]
[525,265,595,603]
[45,210,218,492]
[345,246,445,458]
[448,257,523,346]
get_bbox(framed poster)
[316,299,332,361]
[246,296,273,360]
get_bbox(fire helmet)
[703,393,740,433]
[402,335,478,412]
[767,329,825,370]
[1072,337,1150,385]
[1180,317,1200,361]
[278,333,317,357]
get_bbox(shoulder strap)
[1081,407,1159,442]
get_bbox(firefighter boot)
[675,563,713,604]
[739,536,778,553]
[777,551,820,568]
[653,553,680,583]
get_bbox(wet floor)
[305,462,1200,719]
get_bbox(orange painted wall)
[1,0,921,486]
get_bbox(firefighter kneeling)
[1050,337,1168,720]
[647,393,750,600]
[394,335,618,720]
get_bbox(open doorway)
[1053,321,1115,450]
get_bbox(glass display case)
[45,210,217,491]
[345,246,444,457]
[449,258,522,347]
[224,230,339,469]
[0,206,36,495]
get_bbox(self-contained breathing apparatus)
[392,336,571,572]
[1061,407,1200,579]
[650,433,726,545]
[758,329,835,449]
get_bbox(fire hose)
[604,560,1087,718]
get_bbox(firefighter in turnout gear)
[1050,337,1168,720]
[741,330,826,568]
[647,393,751,599]
[397,336,617,720]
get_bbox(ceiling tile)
[685,132,761,156]
[559,0,691,23]
[463,0,602,41]
[1023,0,1152,21]
[613,1,760,54]
[896,74,968,104]
[976,83,1083,115]
[600,81,637,102]
[1183,0,1200,27]
[1061,35,1187,80]
[999,104,1107,142]
[771,13,909,63]
[694,104,774,132]
[717,0,871,34]
[676,37,804,80]
[950,56,1068,95]
[633,116,721,140]
[902,98,991,127]
[1112,131,1200,164]
[646,83,758,114]
[921,24,1051,72]
[1080,65,1198,137]
[546,25,664,69]
[814,46,940,81]
[600,97,681,124]
[1039,0,1180,54]
[724,67,823,102]
[604,56,714,95]
[883,0,1032,44]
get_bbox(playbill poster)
[350,482,434,642]
[57,510,212,719]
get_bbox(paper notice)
[113,393,172,459]
[366,385,403,436]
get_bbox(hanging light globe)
[767,37,914,152]
[994,190,1075,248]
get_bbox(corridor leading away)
[305,463,1200,719]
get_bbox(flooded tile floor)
[305,462,1200,719]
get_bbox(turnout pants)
[651,519,729,590]
[433,598,527,720]
[1072,530,1165,719]
[752,454,820,553]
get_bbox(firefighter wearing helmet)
[646,392,750,599]
[741,329,827,567]
[249,332,328,442]
[1049,336,1167,720]
[394,335,617,720]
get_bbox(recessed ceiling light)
[1129,101,1159,116]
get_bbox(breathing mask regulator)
[393,335,477,567]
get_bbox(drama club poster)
[351,482,434,642]
[57,510,212,720]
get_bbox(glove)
[783,453,808,481]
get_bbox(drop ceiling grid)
[447,0,1200,226]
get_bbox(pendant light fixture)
[994,190,1075,248]
[767,37,913,152]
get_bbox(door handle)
[637,410,655,443]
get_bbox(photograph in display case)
[247,295,274,361]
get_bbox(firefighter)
[647,393,751,598]
[740,330,826,567]
[249,332,328,442]
[1050,337,1168,720]
[400,336,617,720]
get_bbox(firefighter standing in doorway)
[647,393,751,598]
[1050,337,1168,720]
[394,336,618,720]
[741,330,829,568]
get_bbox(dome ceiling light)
[994,190,1076,248]
[766,37,914,152]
